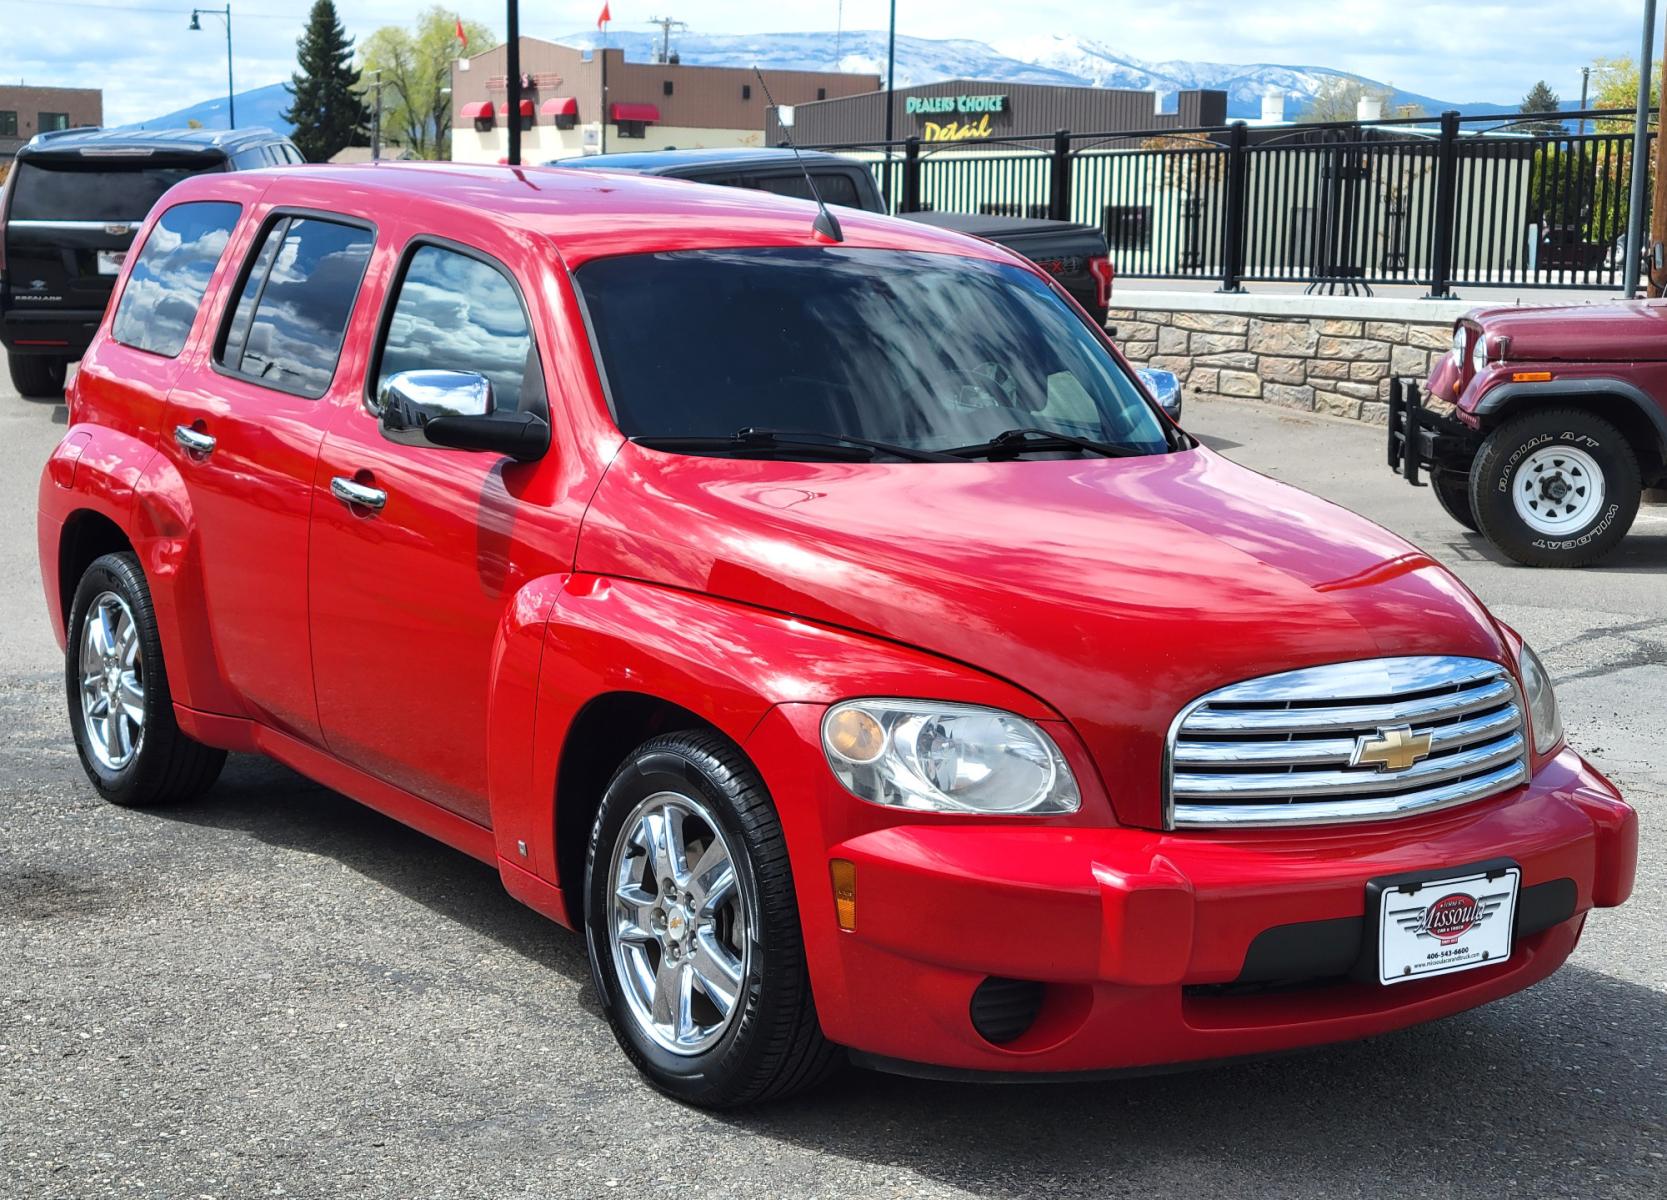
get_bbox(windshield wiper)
[633,427,961,463]
[944,427,1148,460]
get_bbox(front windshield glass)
[574,247,1172,458]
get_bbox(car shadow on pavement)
[731,968,1665,1197]
[1447,525,1667,573]
[149,755,1662,1198]
[148,753,602,1017]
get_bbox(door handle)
[330,475,387,511]
[173,424,216,455]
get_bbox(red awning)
[541,96,579,117]
[499,98,535,118]
[609,102,660,123]
[460,101,493,121]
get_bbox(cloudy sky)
[6,0,1662,125]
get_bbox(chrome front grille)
[1166,656,1529,829]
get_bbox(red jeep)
[39,164,1636,1106]
[1389,303,1667,566]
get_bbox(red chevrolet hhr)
[37,164,1637,1107]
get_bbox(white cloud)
[9,0,1660,125]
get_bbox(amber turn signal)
[1511,370,1554,382]
[824,706,886,763]
[830,859,857,931]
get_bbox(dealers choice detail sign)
[906,94,1010,142]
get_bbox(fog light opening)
[969,976,1045,1046]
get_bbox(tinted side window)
[217,215,373,397]
[745,171,863,209]
[111,201,242,358]
[375,244,540,414]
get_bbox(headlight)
[1451,324,1467,368]
[1471,332,1490,375]
[821,699,1081,815]
[1517,642,1564,757]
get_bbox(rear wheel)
[1430,468,1479,532]
[65,552,226,806]
[1470,408,1640,567]
[8,353,68,399]
[584,730,837,1107]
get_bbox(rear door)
[3,150,226,329]
[160,208,376,743]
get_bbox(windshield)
[10,160,219,223]
[574,247,1172,458]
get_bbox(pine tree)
[1520,80,1563,135]
[282,0,366,162]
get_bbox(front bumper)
[1386,378,1480,486]
[748,705,1637,1076]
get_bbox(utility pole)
[368,70,382,162]
[881,0,896,209]
[1578,66,1591,138]
[1624,0,1657,296]
[1651,20,1667,294]
[505,0,522,165]
[647,16,687,64]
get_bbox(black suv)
[0,126,303,397]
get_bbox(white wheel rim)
[1511,445,1605,536]
[608,790,749,1056]
[78,590,145,770]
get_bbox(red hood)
[578,445,1509,826]
[1472,300,1667,363]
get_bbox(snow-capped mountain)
[132,29,1523,134]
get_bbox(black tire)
[9,353,68,399]
[584,730,838,1108]
[65,552,226,806]
[1431,468,1479,532]
[1470,409,1641,567]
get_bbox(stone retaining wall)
[1108,293,1480,423]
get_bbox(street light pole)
[190,7,235,130]
[506,0,521,165]
[367,69,383,162]
[1624,0,1657,296]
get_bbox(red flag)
[597,2,611,28]
[454,15,468,51]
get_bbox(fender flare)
[496,573,1055,914]
[1473,377,1667,459]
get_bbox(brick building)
[450,38,878,164]
[0,85,102,166]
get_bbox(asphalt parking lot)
[1,361,1662,1199]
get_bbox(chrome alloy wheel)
[78,590,145,771]
[1512,444,1605,536]
[609,790,749,1056]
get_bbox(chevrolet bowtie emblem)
[1352,725,1433,772]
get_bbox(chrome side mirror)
[1137,367,1183,421]
[376,368,549,462]
[377,369,494,437]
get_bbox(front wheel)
[1470,409,1641,567]
[65,552,226,806]
[585,731,837,1107]
[1430,468,1479,532]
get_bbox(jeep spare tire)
[1470,408,1640,567]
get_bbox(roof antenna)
[753,66,843,243]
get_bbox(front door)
[308,238,571,825]
[161,210,375,742]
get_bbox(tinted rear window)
[10,159,221,222]
[111,201,241,358]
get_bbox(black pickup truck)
[555,148,1114,327]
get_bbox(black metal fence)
[803,109,1656,294]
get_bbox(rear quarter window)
[110,201,242,358]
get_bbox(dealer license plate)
[96,250,126,276]
[1377,866,1519,985]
